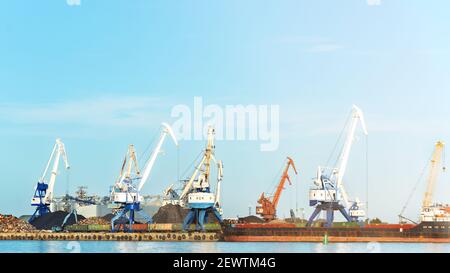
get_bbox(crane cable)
[179,149,204,182]
[365,134,369,219]
[265,159,285,196]
[138,128,160,167]
[398,151,434,219]
[325,109,352,169]
[65,169,70,196]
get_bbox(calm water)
[0,241,449,253]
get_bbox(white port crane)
[110,123,178,231]
[29,138,70,222]
[180,126,224,231]
[307,105,368,227]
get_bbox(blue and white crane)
[180,126,224,231]
[110,123,178,231]
[29,138,70,223]
[307,105,367,227]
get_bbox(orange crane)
[256,157,298,221]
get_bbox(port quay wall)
[0,232,221,242]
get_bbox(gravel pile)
[78,217,110,225]
[0,214,36,233]
[29,211,86,230]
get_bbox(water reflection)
[0,241,449,253]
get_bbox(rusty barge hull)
[224,235,450,243]
[223,221,450,243]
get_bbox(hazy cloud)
[367,0,382,6]
[66,0,81,6]
[0,96,169,136]
[308,43,343,53]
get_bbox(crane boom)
[138,123,178,191]
[422,141,445,208]
[336,105,368,189]
[44,138,70,203]
[272,157,298,208]
[40,144,57,183]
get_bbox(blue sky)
[1,0,450,223]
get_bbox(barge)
[222,222,450,243]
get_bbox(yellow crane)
[422,141,445,208]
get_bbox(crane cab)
[309,189,339,206]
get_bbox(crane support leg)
[325,207,334,228]
[183,207,223,231]
[182,210,196,231]
[307,202,354,227]
[306,207,322,227]
[197,209,206,231]
[338,206,353,222]
[111,208,129,232]
[210,208,223,224]
[111,203,152,232]
[29,205,50,223]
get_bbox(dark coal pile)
[30,211,86,230]
[0,214,36,232]
[152,204,189,223]
[238,215,264,223]
[152,204,220,223]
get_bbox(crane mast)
[179,127,215,201]
[116,144,140,188]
